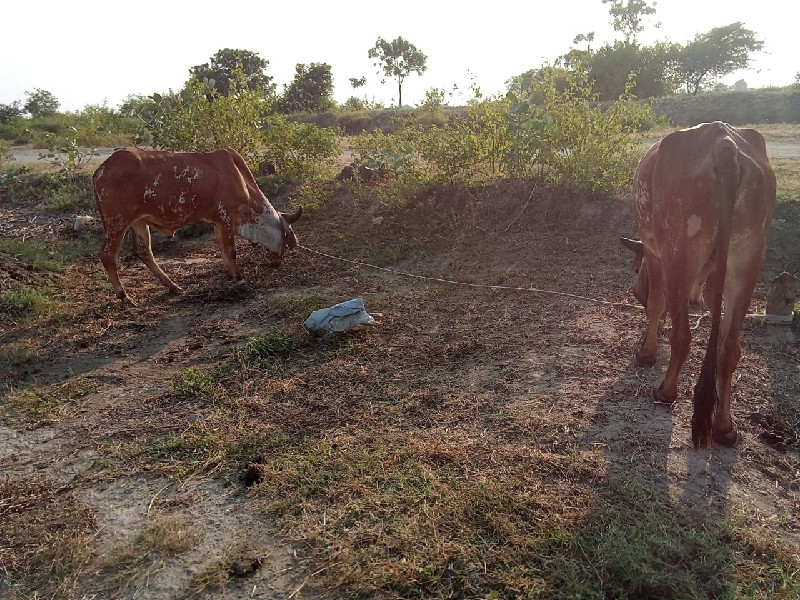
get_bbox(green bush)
[142,73,273,167]
[0,140,13,168]
[262,114,341,179]
[0,123,19,141]
[504,69,656,193]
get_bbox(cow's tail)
[692,135,739,449]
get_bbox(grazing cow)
[621,121,776,449]
[93,148,301,302]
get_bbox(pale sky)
[1,0,795,112]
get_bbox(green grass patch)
[0,237,99,271]
[772,158,800,202]
[1,377,99,426]
[168,366,217,399]
[139,417,228,480]
[0,170,94,208]
[236,326,306,368]
[0,285,56,320]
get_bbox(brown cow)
[621,121,776,449]
[93,148,301,302]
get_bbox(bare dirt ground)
[1,178,799,598]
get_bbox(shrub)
[142,73,272,168]
[504,69,656,194]
[261,114,341,179]
[0,140,13,168]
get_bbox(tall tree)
[368,36,427,107]
[601,0,658,43]
[189,48,275,96]
[23,89,60,117]
[588,40,679,100]
[0,100,23,123]
[276,63,335,113]
[674,22,764,94]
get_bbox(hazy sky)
[1,0,794,112]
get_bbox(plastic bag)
[304,297,376,336]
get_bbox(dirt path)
[8,141,800,167]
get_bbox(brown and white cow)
[93,148,301,302]
[621,121,776,449]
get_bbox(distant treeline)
[294,88,800,135]
[651,88,800,127]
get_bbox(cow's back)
[635,122,774,260]
[93,148,253,229]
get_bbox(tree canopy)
[368,36,427,107]
[189,48,275,96]
[601,0,658,43]
[520,0,765,101]
[276,63,335,114]
[23,89,60,117]
[674,22,764,94]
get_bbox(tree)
[189,48,275,96]
[276,63,335,114]
[349,76,367,90]
[143,72,272,166]
[23,88,60,117]
[587,40,679,100]
[601,0,658,43]
[368,36,427,107]
[674,22,764,94]
[0,100,23,124]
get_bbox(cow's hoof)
[714,428,738,447]
[120,296,138,308]
[652,387,676,405]
[236,281,255,293]
[168,285,185,295]
[635,349,657,366]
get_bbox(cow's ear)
[282,207,302,224]
[620,237,643,255]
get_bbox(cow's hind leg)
[131,222,183,294]
[713,262,762,446]
[99,226,130,301]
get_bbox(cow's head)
[620,237,649,306]
[238,205,302,264]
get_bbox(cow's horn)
[283,207,302,224]
[620,237,643,253]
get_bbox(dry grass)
[87,514,202,597]
[0,477,97,599]
[1,175,799,598]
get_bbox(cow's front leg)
[214,225,244,285]
[654,301,691,404]
[636,259,664,366]
[99,227,131,302]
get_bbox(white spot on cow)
[95,166,104,179]
[153,173,162,187]
[144,187,156,199]
[687,214,702,238]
